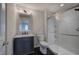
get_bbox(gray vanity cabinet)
[13,36,34,55]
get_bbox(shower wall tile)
[48,33,56,45]
[57,34,79,54]
[58,8,79,35]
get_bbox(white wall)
[6,4,17,54]
[32,10,44,47]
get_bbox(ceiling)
[16,3,79,13]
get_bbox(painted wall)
[31,10,45,47]
[6,4,17,54]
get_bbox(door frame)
[0,3,7,55]
[2,3,7,55]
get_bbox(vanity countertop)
[14,34,34,38]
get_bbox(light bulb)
[60,4,64,7]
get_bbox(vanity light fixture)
[26,9,32,15]
[22,9,32,15]
[17,7,32,15]
[60,4,64,7]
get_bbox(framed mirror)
[16,10,33,35]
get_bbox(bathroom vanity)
[13,35,34,55]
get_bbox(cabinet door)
[13,38,24,55]
[23,37,34,54]
[13,37,34,55]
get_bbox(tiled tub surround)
[39,41,75,55]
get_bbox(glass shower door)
[47,14,59,54]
